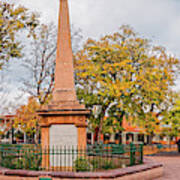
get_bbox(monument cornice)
[39,115,88,128]
[38,109,90,116]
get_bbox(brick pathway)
[147,155,180,180]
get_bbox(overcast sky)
[14,0,180,55]
[1,0,180,113]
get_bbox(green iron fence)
[0,143,143,172]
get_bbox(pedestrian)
[176,139,180,153]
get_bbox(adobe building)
[0,115,14,143]
[87,116,177,145]
[38,0,89,150]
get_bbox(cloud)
[13,0,180,54]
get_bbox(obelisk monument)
[38,0,89,151]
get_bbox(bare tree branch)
[21,22,83,105]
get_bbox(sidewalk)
[147,153,180,180]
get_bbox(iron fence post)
[130,143,135,166]
[140,143,143,164]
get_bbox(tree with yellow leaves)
[14,97,41,144]
[162,94,180,138]
[0,2,39,69]
[75,25,179,142]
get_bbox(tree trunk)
[97,117,104,144]
[24,132,27,144]
[35,126,40,144]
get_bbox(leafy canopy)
[162,94,180,137]
[0,2,39,69]
[75,25,179,135]
[14,97,41,134]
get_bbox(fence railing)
[0,143,143,172]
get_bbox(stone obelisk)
[38,0,89,151]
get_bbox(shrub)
[101,160,115,170]
[0,146,42,170]
[0,155,17,169]
[90,158,116,170]
[22,149,42,170]
[90,159,99,169]
[74,157,92,172]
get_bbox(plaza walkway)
[147,153,180,180]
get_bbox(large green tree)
[75,25,179,142]
[0,2,39,69]
[162,94,180,138]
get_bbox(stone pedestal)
[39,110,89,148]
[39,109,89,169]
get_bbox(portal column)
[41,126,50,169]
[134,133,138,143]
[122,132,126,144]
[77,126,87,149]
[144,135,148,144]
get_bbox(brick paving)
[147,155,180,180]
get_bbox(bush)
[74,157,92,172]
[0,146,42,170]
[22,149,42,170]
[90,158,116,170]
[90,159,99,169]
[101,160,115,170]
[0,155,17,169]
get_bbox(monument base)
[39,109,89,148]
[38,108,89,169]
